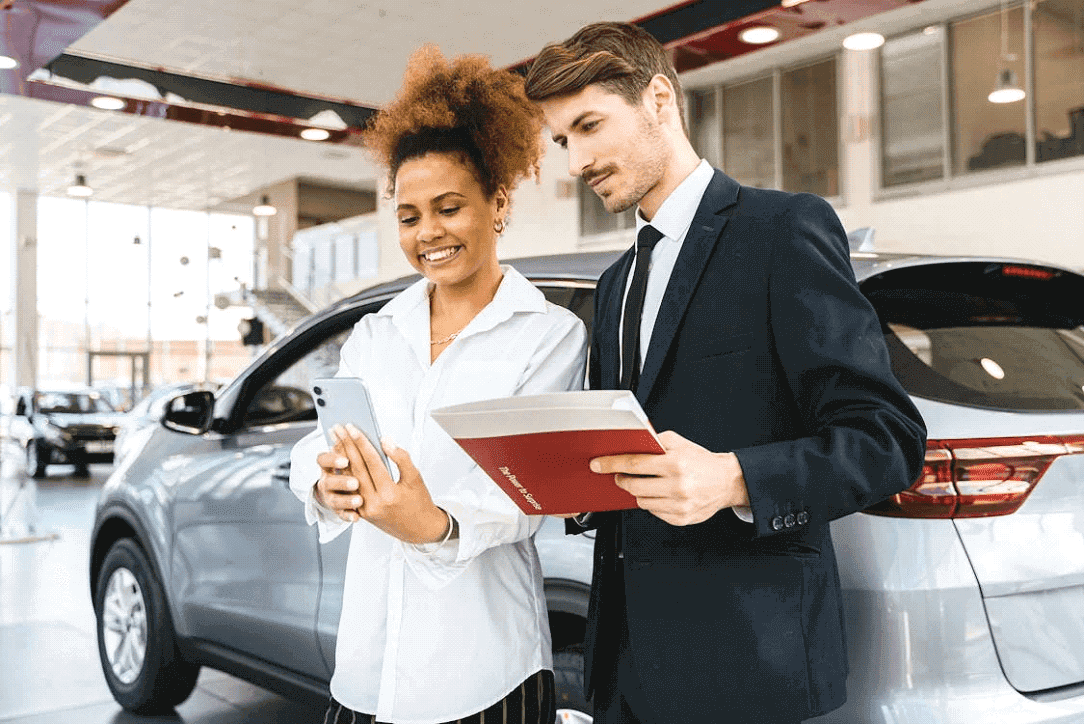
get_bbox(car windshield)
[864,261,1084,411]
[35,392,115,414]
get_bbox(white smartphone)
[310,377,396,478]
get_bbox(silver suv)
[90,249,1084,723]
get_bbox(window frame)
[875,0,1084,200]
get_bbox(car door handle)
[272,461,291,487]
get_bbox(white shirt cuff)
[732,505,754,523]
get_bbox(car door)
[169,304,370,681]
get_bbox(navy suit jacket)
[580,169,927,722]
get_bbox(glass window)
[724,76,775,188]
[689,89,722,168]
[1034,0,1084,163]
[881,29,947,186]
[952,6,1028,174]
[781,59,839,196]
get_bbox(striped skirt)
[323,669,556,724]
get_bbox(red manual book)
[430,390,664,515]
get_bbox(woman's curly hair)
[363,46,544,198]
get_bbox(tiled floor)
[0,435,326,724]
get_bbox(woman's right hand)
[314,449,364,522]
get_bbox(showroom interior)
[2,0,1084,722]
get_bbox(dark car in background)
[89,246,1084,723]
[11,388,123,478]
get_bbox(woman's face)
[395,152,506,292]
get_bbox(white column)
[11,189,38,389]
[838,47,879,228]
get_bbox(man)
[525,22,927,724]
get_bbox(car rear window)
[862,261,1084,411]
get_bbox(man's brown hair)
[524,22,685,128]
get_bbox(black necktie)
[620,225,664,390]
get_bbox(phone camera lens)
[317,398,325,407]
[313,386,322,395]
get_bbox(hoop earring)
[494,218,506,235]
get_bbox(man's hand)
[330,424,450,545]
[590,430,749,526]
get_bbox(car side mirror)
[162,390,216,435]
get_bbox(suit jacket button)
[784,513,796,528]
[771,516,784,531]
[797,511,809,525]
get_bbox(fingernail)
[345,477,358,490]
[351,497,361,507]
[381,436,398,453]
[331,424,345,439]
[589,460,600,473]
[337,457,349,468]
[346,423,362,437]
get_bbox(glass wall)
[1034,0,1084,163]
[724,76,777,189]
[781,59,839,196]
[881,28,947,186]
[952,5,1027,174]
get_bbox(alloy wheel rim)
[101,567,148,684]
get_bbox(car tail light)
[866,435,1079,519]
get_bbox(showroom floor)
[0,435,326,724]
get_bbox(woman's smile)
[421,245,463,264]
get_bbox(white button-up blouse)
[289,266,588,723]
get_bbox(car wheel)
[554,647,592,719]
[25,442,48,478]
[95,538,200,713]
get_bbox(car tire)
[553,647,591,717]
[95,538,200,713]
[25,441,48,479]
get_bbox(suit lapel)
[637,171,741,406]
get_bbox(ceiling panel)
[0,93,376,211]
[68,0,668,107]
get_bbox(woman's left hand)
[330,424,451,545]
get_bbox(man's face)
[538,84,668,214]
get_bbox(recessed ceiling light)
[739,26,781,45]
[90,96,126,111]
[843,32,886,51]
[0,55,18,70]
[300,127,331,141]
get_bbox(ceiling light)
[843,32,885,50]
[300,127,331,141]
[739,26,781,45]
[252,195,277,217]
[0,55,18,70]
[988,69,1025,103]
[989,0,1025,105]
[67,174,93,197]
[90,96,126,111]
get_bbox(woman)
[288,46,587,724]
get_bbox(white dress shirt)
[620,160,753,523]
[289,265,587,723]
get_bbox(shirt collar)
[635,159,714,243]
[379,264,547,336]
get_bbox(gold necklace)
[430,326,466,346]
